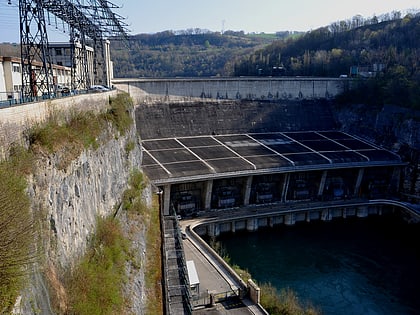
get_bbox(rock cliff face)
[18,122,144,314]
[32,129,142,268]
[333,104,420,196]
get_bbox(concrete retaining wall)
[0,90,117,159]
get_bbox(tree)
[0,164,35,311]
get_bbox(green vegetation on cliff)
[0,161,34,312]
[0,92,135,312]
[28,92,133,169]
[121,169,163,314]
[65,217,129,315]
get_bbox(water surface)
[215,215,420,315]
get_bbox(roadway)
[183,238,232,295]
[180,221,266,315]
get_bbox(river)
[214,214,420,315]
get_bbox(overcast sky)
[0,0,418,42]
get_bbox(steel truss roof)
[142,131,404,184]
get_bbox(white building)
[49,40,112,88]
[48,42,94,89]
[0,40,113,105]
[0,55,72,104]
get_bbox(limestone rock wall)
[17,121,144,314]
[30,128,142,268]
[333,104,420,196]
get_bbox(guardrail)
[0,88,115,109]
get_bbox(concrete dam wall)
[135,99,338,140]
[114,77,350,104]
[120,77,345,139]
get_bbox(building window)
[12,64,21,73]
[55,48,62,56]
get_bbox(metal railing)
[0,88,115,109]
[191,289,240,308]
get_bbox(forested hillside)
[110,30,291,78]
[232,12,420,108]
[234,11,419,78]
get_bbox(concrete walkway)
[180,220,267,315]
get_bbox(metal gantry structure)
[17,0,129,98]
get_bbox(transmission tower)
[19,0,54,99]
[70,28,91,90]
[17,0,129,97]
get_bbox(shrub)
[144,194,163,314]
[122,169,147,213]
[260,284,320,315]
[125,140,135,156]
[66,217,129,315]
[103,93,133,136]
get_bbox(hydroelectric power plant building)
[144,129,403,221]
[123,78,406,226]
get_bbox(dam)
[116,78,405,221]
[115,77,417,314]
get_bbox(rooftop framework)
[142,131,403,185]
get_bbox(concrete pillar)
[231,221,236,233]
[248,279,261,304]
[342,208,347,218]
[207,223,220,237]
[246,218,258,231]
[357,206,368,218]
[318,171,328,197]
[269,217,274,227]
[163,184,171,216]
[284,213,295,225]
[281,173,290,202]
[392,167,401,192]
[306,211,311,222]
[243,176,253,206]
[354,168,365,197]
[204,180,213,211]
[321,209,331,221]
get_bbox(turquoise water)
[215,215,420,315]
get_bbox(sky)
[0,0,419,43]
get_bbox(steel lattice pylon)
[18,0,129,97]
[19,0,54,99]
[70,28,91,90]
